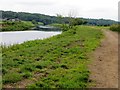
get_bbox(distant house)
[1,18,21,22]
[11,19,16,22]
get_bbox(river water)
[0,30,61,46]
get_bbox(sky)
[0,0,119,21]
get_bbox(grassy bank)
[1,21,35,32]
[2,26,103,88]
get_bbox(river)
[0,30,62,46]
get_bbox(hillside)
[1,10,118,26]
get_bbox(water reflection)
[0,30,61,46]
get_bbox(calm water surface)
[0,30,61,46]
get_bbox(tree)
[56,14,69,32]
[32,20,38,25]
[67,10,82,28]
[70,18,84,26]
[56,14,64,24]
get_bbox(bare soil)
[89,29,118,88]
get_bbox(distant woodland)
[1,10,118,26]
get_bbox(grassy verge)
[2,26,103,88]
[1,21,35,32]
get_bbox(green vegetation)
[31,20,43,25]
[50,18,87,32]
[1,10,117,26]
[86,18,117,26]
[38,22,44,25]
[1,21,35,32]
[3,72,22,83]
[49,23,69,32]
[2,26,103,88]
[110,24,120,32]
[49,23,63,28]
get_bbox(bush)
[70,18,83,26]
[61,24,69,32]
[110,24,120,32]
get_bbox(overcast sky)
[0,0,119,21]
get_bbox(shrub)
[61,24,69,32]
[110,24,120,32]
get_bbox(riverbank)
[1,21,35,32]
[2,26,103,88]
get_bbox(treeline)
[84,18,117,26]
[1,21,35,31]
[1,10,118,26]
[1,10,61,25]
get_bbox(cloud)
[0,0,119,21]
[18,1,56,6]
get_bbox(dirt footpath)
[89,29,118,88]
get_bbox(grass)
[1,21,35,32]
[49,23,63,27]
[3,72,22,83]
[38,22,44,25]
[2,26,103,88]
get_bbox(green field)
[1,21,35,32]
[2,26,103,88]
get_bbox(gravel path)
[89,29,118,88]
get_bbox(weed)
[3,72,22,84]
[2,26,103,88]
